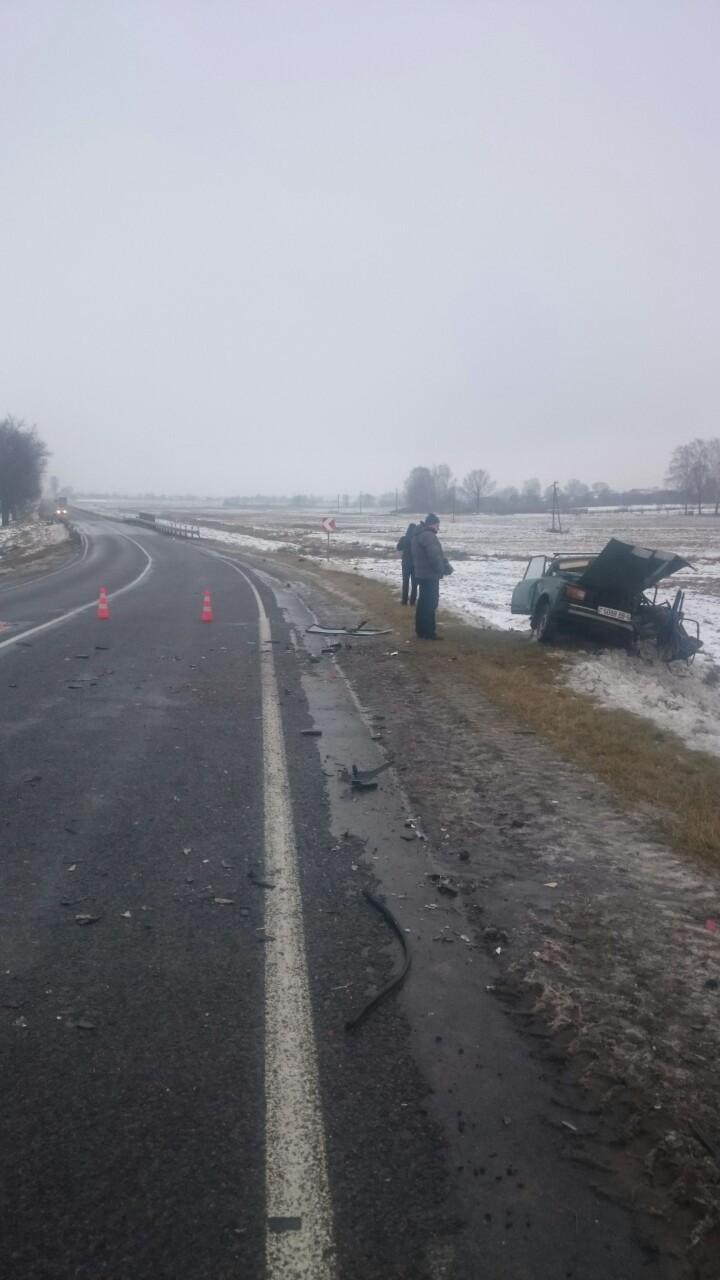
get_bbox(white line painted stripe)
[0,531,153,654]
[225,562,336,1280]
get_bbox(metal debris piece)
[345,889,412,1032]
[306,623,391,637]
[75,914,101,926]
[690,1121,720,1164]
[214,897,235,905]
[300,728,322,737]
[248,869,275,889]
[354,762,391,783]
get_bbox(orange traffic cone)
[97,587,110,620]
[200,589,214,622]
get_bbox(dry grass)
[284,556,720,871]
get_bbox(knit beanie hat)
[425,513,440,526]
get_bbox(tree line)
[0,416,50,527]
[402,465,627,514]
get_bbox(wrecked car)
[510,537,703,661]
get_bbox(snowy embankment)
[0,519,68,564]
[196,526,298,554]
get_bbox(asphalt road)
[0,512,678,1279]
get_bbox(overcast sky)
[2,1,719,498]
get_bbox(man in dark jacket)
[411,513,452,639]
[396,522,418,605]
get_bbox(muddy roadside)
[238,546,720,1277]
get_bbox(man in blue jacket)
[411,514,452,639]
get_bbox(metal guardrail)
[123,515,200,540]
[156,520,200,539]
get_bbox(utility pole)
[394,488,398,513]
[451,485,455,523]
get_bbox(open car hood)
[577,538,693,595]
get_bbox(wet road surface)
[0,512,678,1278]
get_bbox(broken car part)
[345,889,412,1032]
[306,623,392,637]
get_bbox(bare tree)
[460,468,495,513]
[666,441,709,513]
[687,438,711,513]
[666,443,693,512]
[705,439,720,515]
[431,464,454,507]
[0,416,50,526]
[404,466,436,511]
[565,478,590,502]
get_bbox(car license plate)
[597,605,632,622]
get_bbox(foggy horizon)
[2,2,719,497]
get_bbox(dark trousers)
[402,564,417,605]
[415,577,439,637]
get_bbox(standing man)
[396,521,418,606]
[411,513,452,640]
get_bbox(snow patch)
[565,647,720,757]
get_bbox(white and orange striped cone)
[97,587,110,620]
[200,589,214,622]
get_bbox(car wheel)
[534,601,557,643]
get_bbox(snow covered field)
[203,506,720,757]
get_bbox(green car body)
[511,538,694,646]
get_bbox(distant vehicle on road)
[55,497,68,517]
[511,537,703,660]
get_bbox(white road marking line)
[225,562,336,1280]
[0,532,153,654]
